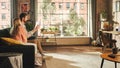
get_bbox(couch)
[0,28,35,68]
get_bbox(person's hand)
[34,25,40,32]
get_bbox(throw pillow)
[0,37,23,45]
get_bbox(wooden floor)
[35,45,113,68]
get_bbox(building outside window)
[66,2,70,9]
[59,2,62,9]
[74,2,77,10]
[0,0,11,29]
[80,3,84,10]
[36,0,92,37]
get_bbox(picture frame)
[20,2,29,13]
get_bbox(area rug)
[45,52,120,68]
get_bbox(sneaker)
[35,61,42,66]
[35,54,42,66]
[36,53,42,58]
[42,55,53,60]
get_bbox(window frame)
[36,0,93,37]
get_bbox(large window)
[0,0,11,29]
[113,0,120,23]
[36,0,92,37]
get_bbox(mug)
[112,48,118,54]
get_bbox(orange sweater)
[13,25,28,43]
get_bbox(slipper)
[42,55,53,60]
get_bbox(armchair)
[0,45,35,68]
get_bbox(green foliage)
[49,26,58,31]
[101,10,107,19]
[69,9,78,21]
[25,20,34,31]
[64,9,86,36]
[41,0,56,19]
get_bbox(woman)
[11,18,27,43]
[11,18,42,66]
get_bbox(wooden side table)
[41,31,57,46]
[100,53,120,68]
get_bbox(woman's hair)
[11,18,21,36]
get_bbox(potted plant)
[25,20,34,32]
[100,10,107,21]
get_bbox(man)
[19,12,44,55]
[19,13,52,60]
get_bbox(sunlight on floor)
[45,52,102,68]
[44,51,120,68]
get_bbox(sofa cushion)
[0,37,23,45]
[0,28,11,37]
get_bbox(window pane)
[59,2,62,9]
[80,3,84,10]
[36,0,89,37]
[73,2,77,10]
[1,13,6,20]
[66,2,70,9]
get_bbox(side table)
[100,53,120,68]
